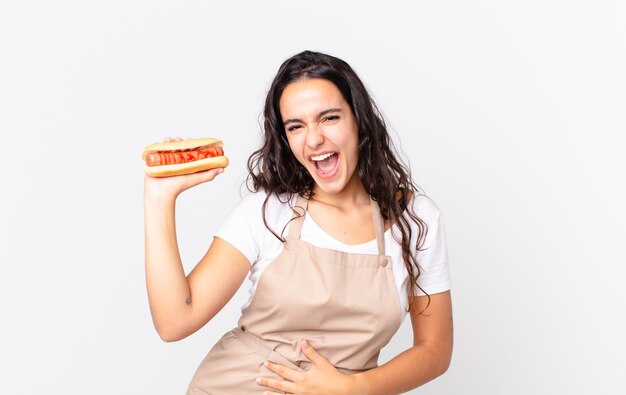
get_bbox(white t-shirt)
[216,190,451,322]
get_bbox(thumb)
[301,340,332,369]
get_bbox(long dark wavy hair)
[247,50,429,311]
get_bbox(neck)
[311,174,369,208]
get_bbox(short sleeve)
[413,197,451,295]
[214,193,263,265]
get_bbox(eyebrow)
[283,108,343,126]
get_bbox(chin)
[312,176,350,195]
[315,184,345,195]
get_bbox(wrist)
[144,179,180,206]
[144,189,177,205]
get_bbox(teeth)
[311,152,335,161]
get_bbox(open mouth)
[310,152,339,177]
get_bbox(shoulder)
[216,190,295,263]
[235,189,296,222]
[235,189,287,208]
[408,193,442,222]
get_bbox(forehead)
[279,78,347,117]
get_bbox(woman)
[144,50,453,394]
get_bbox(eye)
[323,115,340,123]
[287,124,302,132]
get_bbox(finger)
[262,392,292,395]
[183,168,224,185]
[198,167,225,180]
[301,340,332,369]
[264,360,300,382]
[256,376,295,394]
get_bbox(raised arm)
[144,162,249,342]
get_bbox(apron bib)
[187,195,402,394]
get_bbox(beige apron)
[186,195,402,394]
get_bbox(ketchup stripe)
[145,147,224,167]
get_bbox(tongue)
[316,154,338,175]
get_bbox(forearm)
[144,192,192,340]
[352,343,451,395]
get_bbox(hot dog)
[142,137,229,177]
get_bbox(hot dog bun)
[142,137,229,177]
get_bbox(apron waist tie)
[232,327,366,375]
[232,327,306,372]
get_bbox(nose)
[305,125,324,149]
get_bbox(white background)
[1,1,625,394]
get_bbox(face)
[279,78,360,196]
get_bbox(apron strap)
[286,195,309,240]
[370,198,386,256]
